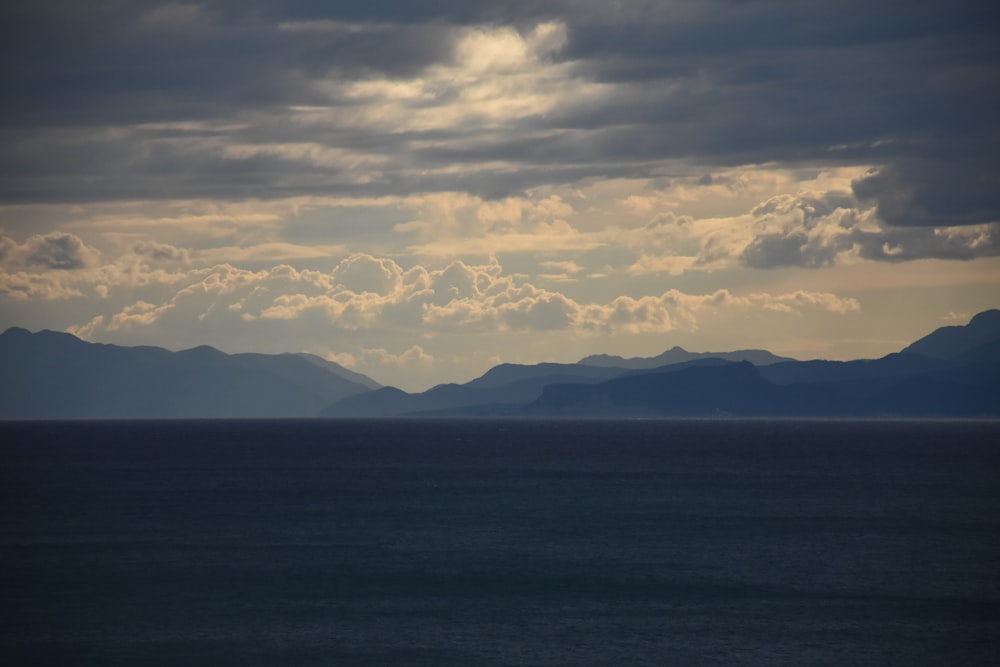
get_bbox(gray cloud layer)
[1,1,998,228]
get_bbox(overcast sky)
[1,0,998,390]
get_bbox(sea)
[1,418,998,666]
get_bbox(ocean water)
[1,419,999,666]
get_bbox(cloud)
[852,158,1000,227]
[23,232,99,270]
[576,289,860,334]
[130,240,189,262]
[734,192,1000,268]
[362,345,434,367]
[0,271,84,301]
[0,0,995,244]
[69,253,860,344]
[617,182,1000,275]
[0,232,100,272]
[738,192,864,269]
[537,259,583,281]
[331,253,403,294]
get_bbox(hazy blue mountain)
[294,353,382,390]
[322,309,1000,418]
[810,363,1000,418]
[464,362,625,389]
[320,386,413,417]
[0,328,378,418]
[525,360,1000,418]
[322,357,776,417]
[953,338,1000,364]
[901,309,1000,359]
[757,352,952,385]
[578,346,794,369]
[322,364,629,417]
[526,362,833,417]
[5,309,998,419]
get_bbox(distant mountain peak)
[578,346,793,369]
[902,309,1000,360]
[970,309,1000,326]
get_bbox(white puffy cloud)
[331,254,403,295]
[0,232,101,300]
[733,192,1000,268]
[0,271,85,301]
[576,289,860,334]
[622,186,1000,276]
[69,253,859,344]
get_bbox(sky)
[1,0,998,391]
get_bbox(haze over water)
[2,419,999,665]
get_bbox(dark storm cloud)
[1,0,998,228]
[852,153,1000,228]
[0,3,455,127]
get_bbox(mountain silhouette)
[3,309,998,419]
[527,362,833,416]
[756,352,951,385]
[526,358,998,418]
[901,310,1000,359]
[323,310,999,418]
[321,363,625,417]
[0,328,378,418]
[578,346,793,369]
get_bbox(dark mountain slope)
[758,353,951,385]
[526,359,999,418]
[901,310,1000,359]
[464,362,625,389]
[527,362,837,417]
[0,328,377,418]
[321,368,628,417]
[814,363,1000,418]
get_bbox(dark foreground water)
[1,419,999,666]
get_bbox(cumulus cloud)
[37,246,874,388]
[738,192,865,269]
[0,271,84,301]
[21,232,99,270]
[69,253,859,343]
[576,289,860,334]
[733,192,1000,269]
[618,182,1000,277]
[2,2,997,390]
[0,232,101,299]
[331,254,403,294]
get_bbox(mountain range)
[2,310,998,419]
[0,328,378,418]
